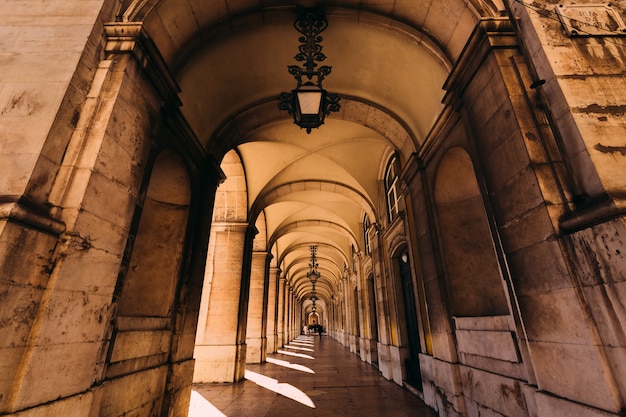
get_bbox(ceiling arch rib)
[270,220,358,251]
[211,100,418,162]
[279,236,347,282]
[270,214,355,257]
[252,180,376,227]
[279,241,345,283]
[287,263,342,304]
[277,241,349,276]
[238,135,386,217]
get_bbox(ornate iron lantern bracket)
[279,8,341,133]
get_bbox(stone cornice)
[104,22,181,107]
[0,200,65,235]
[443,17,517,108]
[560,196,626,233]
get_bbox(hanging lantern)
[278,8,340,133]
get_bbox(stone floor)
[189,335,438,417]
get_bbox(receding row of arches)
[108,138,513,396]
[5,2,626,417]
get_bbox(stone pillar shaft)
[245,251,269,363]
[193,222,248,383]
[266,267,280,354]
[277,277,286,348]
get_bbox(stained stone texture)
[0,1,103,196]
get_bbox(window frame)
[385,155,401,221]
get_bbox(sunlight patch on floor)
[266,357,315,374]
[290,342,315,348]
[284,344,315,352]
[244,370,316,408]
[294,336,315,341]
[277,349,315,359]
[188,390,227,417]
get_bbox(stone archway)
[194,149,252,383]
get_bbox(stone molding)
[104,22,181,107]
[559,195,626,233]
[0,200,65,235]
[443,17,517,107]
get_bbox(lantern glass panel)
[297,91,323,115]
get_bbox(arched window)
[363,214,371,254]
[385,155,401,221]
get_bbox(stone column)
[291,291,298,341]
[283,285,292,343]
[277,276,286,348]
[285,287,295,342]
[266,267,280,354]
[193,222,249,383]
[245,251,269,363]
[286,287,292,342]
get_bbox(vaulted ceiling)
[120,0,503,307]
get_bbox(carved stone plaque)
[556,4,626,36]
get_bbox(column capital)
[104,22,181,107]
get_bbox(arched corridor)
[2,1,626,417]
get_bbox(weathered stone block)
[518,289,591,344]
[482,130,530,194]
[456,329,520,363]
[0,153,39,196]
[9,391,93,417]
[491,167,546,227]
[507,240,571,295]
[71,210,128,256]
[0,346,25,412]
[377,342,392,381]
[81,171,136,231]
[109,330,172,363]
[0,283,44,348]
[533,389,617,417]
[36,289,111,345]
[99,365,168,417]
[11,341,101,410]
[433,358,463,396]
[459,365,528,417]
[193,345,239,383]
[530,341,615,411]
[431,330,457,363]
[53,247,122,294]
[389,344,406,385]
[171,331,197,362]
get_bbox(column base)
[193,344,246,383]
